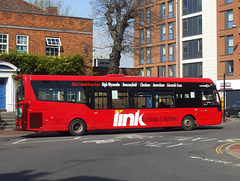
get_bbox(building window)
[139,29,144,45]
[46,37,61,56]
[139,48,144,65]
[168,1,174,19]
[183,0,202,16]
[225,0,233,4]
[160,24,166,41]
[0,34,8,53]
[183,15,202,37]
[183,39,202,60]
[168,22,175,40]
[160,3,166,20]
[138,0,144,6]
[146,47,152,64]
[158,66,166,77]
[225,35,233,55]
[146,67,152,77]
[183,62,202,78]
[225,10,233,29]
[168,44,175,62]
[16,35,28,54]
[140,68,144,76]
[139,9,144,26]
[146,7,151,24]
[225,61,234,76]
[146,0,151,4]
[146,27,152,44]
[168,65,175,77]
[160,45,166,62]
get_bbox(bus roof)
[15,74,214,83]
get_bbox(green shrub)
[0,50,90,75]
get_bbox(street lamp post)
[223,73,226,122]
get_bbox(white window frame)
[0,33,8,54]
[46,37,62,56]
[16,35,29,54]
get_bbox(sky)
[64,0,134,68]
[66,0,92,19]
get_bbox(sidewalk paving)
[0,130,36,137]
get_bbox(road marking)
[11,139,27,145]
[190,156,233,166]
[123,142,140,146]
[225,143,240,159]
[167,142,192,148]
[74,137,81,140]
[216,142,238,154]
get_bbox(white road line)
[11,139,27,145]
[123,142,140,146]
[74,137,81,140]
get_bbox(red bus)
[15,75,222,136]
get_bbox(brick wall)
[0,10,93,58]
[217,0,240,80]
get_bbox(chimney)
[47,6,58,15]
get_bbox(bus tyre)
[181,116,195,131]
[69,119,86,136]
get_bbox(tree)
[26,0,71,16]
[91,0,138,74]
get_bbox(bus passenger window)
[38,88,64,102]
[66,88,88,103]
[134,92,152,108]
[155,94,174,108]
[94,91,108,109]
[112,90,129,109]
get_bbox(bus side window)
[38,88,64,102]
[66,88,88,103]
[155,93,174,108]
[94,90,108,109]
[134,92,152,109]
[112,90,129,109]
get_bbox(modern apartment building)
[134,0,177,77]
[216,0,240,106]
[134,0,240,106]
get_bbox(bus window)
[112,90,129,109]
[154,93,174,108]
[66,88,88,103]
[38,88,64,102]
[201,89,220,107]
[134,92,152,108]
[94,90,108,109]
[16,79,25,101]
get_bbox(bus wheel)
[69,119,86,136]
[181,116,195,131]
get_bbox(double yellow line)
[216,142,238,154]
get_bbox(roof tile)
[0,0,49,14]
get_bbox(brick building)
[134,0,240,106]
[0,0,93,112]
[134,0,177,77]
[216,0,240,106]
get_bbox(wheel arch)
[66,114,89,131]
[181,114,197,126]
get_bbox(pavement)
[0,118,240,159]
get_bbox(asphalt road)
[0,118,240,181]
